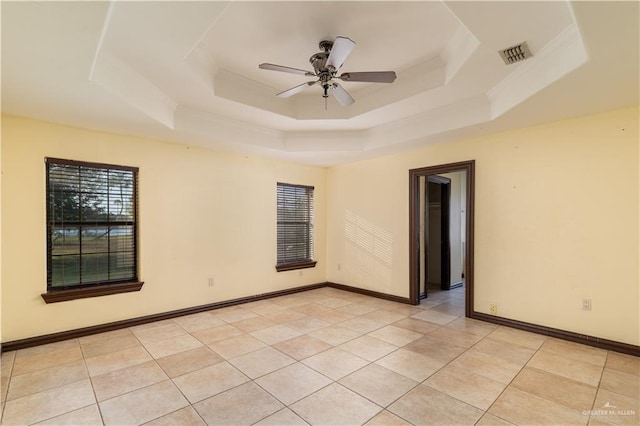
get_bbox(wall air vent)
[499,42,532,65]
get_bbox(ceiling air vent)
[499,42,532,65]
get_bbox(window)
[276,182,317,271]
[42,158,142,303]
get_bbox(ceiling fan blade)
[259,63,315,76]
[276,81,317,98]
[338,71,397,83]
[330,82,355,106]
[326,36,356,71]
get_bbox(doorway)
[418,175,452,299]
[409,161,475,317]
[426,175,451,295]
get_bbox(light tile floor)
[1,287,638,425]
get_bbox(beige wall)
[2,106,639,346]
[327,106,639,345]
[1,116,327,341]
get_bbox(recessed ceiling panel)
[197,1,460,90]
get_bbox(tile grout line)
[207,302,426,425]
[8,287,629,426]
[0,352,17,425]
[411,321,504,424]
[154,317,212,424]
[478,333,609,424]
[520,339,607,421]
[5,340,95,425]
[585,350,609,426]
[478,340,540,425]
[82,347,106,426]
[3,289,442,425]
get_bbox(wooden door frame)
[409,160,475,317]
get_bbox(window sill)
[275,261,317,272]
[41,281,144,304]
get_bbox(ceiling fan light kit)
[259,36,397,108]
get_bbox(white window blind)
[276,183,315,270]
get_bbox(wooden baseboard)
[0,282,326,353]
[326,282,411,305]
[3,281,638,357]
[472,312,640,357]
[1,282,407,353]
[449,280,463,289]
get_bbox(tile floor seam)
[593,351,609,397]
[386,408,417,426]
[4,368,91,403]
[419,379,486,413]
[2,287,637,426]
[498,368,598,417]
[281,347,352,383]
[333,367,388,408]
[1,352,16,409]
[372,376,422,410]
[3,377,96,424]
[271,326,438,423]
[132,330,159,365]
[476,333,537,421]
[419,321,501,384]
[482,334,606,425]
[167,361,204,406]
[172,358,253,405]
[584,361,604,426]
[358,406,385,426]
[0,376,9,425]
[84,353,107,426]
[474,412,513,426]
[252,369,335,412]
[97,376,170,404]
[40,401,96,425]
[524,364,603,391]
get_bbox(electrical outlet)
[337,264,341,271]
[582,298,592,311]
[208,277,215,287]
[490,304,498,315]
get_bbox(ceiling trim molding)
[184,46,218,94]
[488,23,588,119]
[284,131,365,152]
[214,69,295,118]
[89,50,178,129]
[367,94,491,150]
[175,106,284,151]
[441,26,480,84]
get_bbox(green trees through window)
[46,158,138,289]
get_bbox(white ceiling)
[2,1,638,166]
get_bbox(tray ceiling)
[2,1,638,166]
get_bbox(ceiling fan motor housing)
[310,51,329,74]
[310,41,336,96]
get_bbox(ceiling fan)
[258,36,397,107]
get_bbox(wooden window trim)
[41,281,144,304]
[275,260,317,272]
[45,157,140,294]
